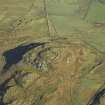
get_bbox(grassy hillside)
[0,0,105,105]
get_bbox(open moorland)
[0,0,105,105]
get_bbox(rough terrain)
[0,0,105,105]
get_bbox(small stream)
[88,87,105,105]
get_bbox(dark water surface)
[88,87,105,105]
[2,42,44,73]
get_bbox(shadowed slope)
[88,87,105,105]
[2,43,45,73]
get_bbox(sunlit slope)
[0,0,105,53]
[46,0,105,52]
[0,0,49,44]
